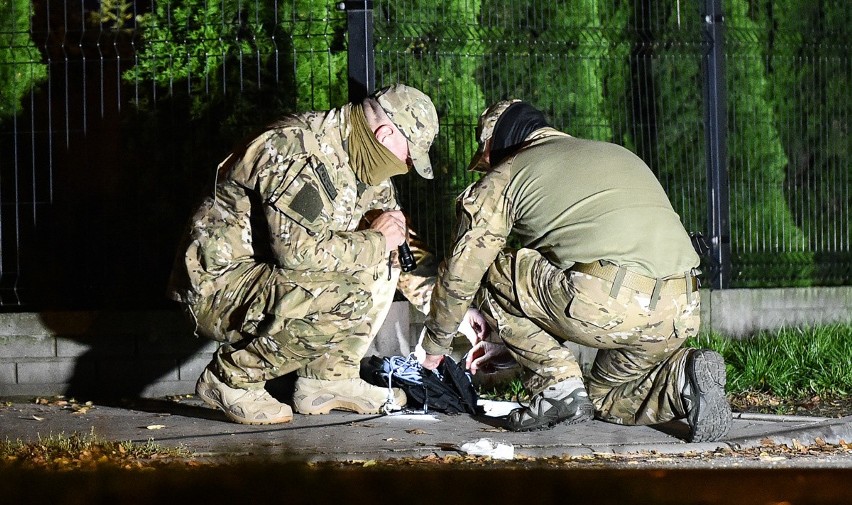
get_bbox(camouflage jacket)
[168,104,434,314]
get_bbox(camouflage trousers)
[481,248,700,426]
[188,261,399,389]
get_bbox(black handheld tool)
[398,242,416,272]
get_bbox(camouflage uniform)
[422,121,701,426]
[169,97,436,391]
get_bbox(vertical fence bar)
[702,0,730,289]
[344,0,375,101]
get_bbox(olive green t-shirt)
[508,129,699,277]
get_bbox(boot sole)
[687,350,732,442]
[221,412,293,425]
[295,398,382,415]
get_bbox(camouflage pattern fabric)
[483,247,700,425]
[467,99,521,173]
[373,84,439,179]
[422,162,512,353]
[169,99,436,389]
[423,112,701,426]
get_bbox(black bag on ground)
[360,354,482,415]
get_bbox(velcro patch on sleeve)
[289,183,323,222]
[314,162,338,201]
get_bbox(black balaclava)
[489,102,550,166]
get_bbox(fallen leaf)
[406,428,427,435]
[146,424,167,430]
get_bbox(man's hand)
[457,307,490,345]
[420,353,444,371]
[465,340,510,375]
[419,308,491,372]
[456,306,506,374]
[369,210,407,252]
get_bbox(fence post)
[343,0,376,101]
[702,0,731,289]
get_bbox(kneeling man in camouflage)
[420,99,731,442]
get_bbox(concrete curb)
[725,415,852,448]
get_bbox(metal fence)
[0,0,848,309]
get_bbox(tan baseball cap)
[372,84,439,179]
[467,99,521,172]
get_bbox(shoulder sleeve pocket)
[268,157,333,233]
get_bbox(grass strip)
[688,323,852,397]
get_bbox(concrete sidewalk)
[2,395,851,463]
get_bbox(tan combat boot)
[196,369,293,425]
[292,377,407,415]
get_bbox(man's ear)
[373,124,395,146]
